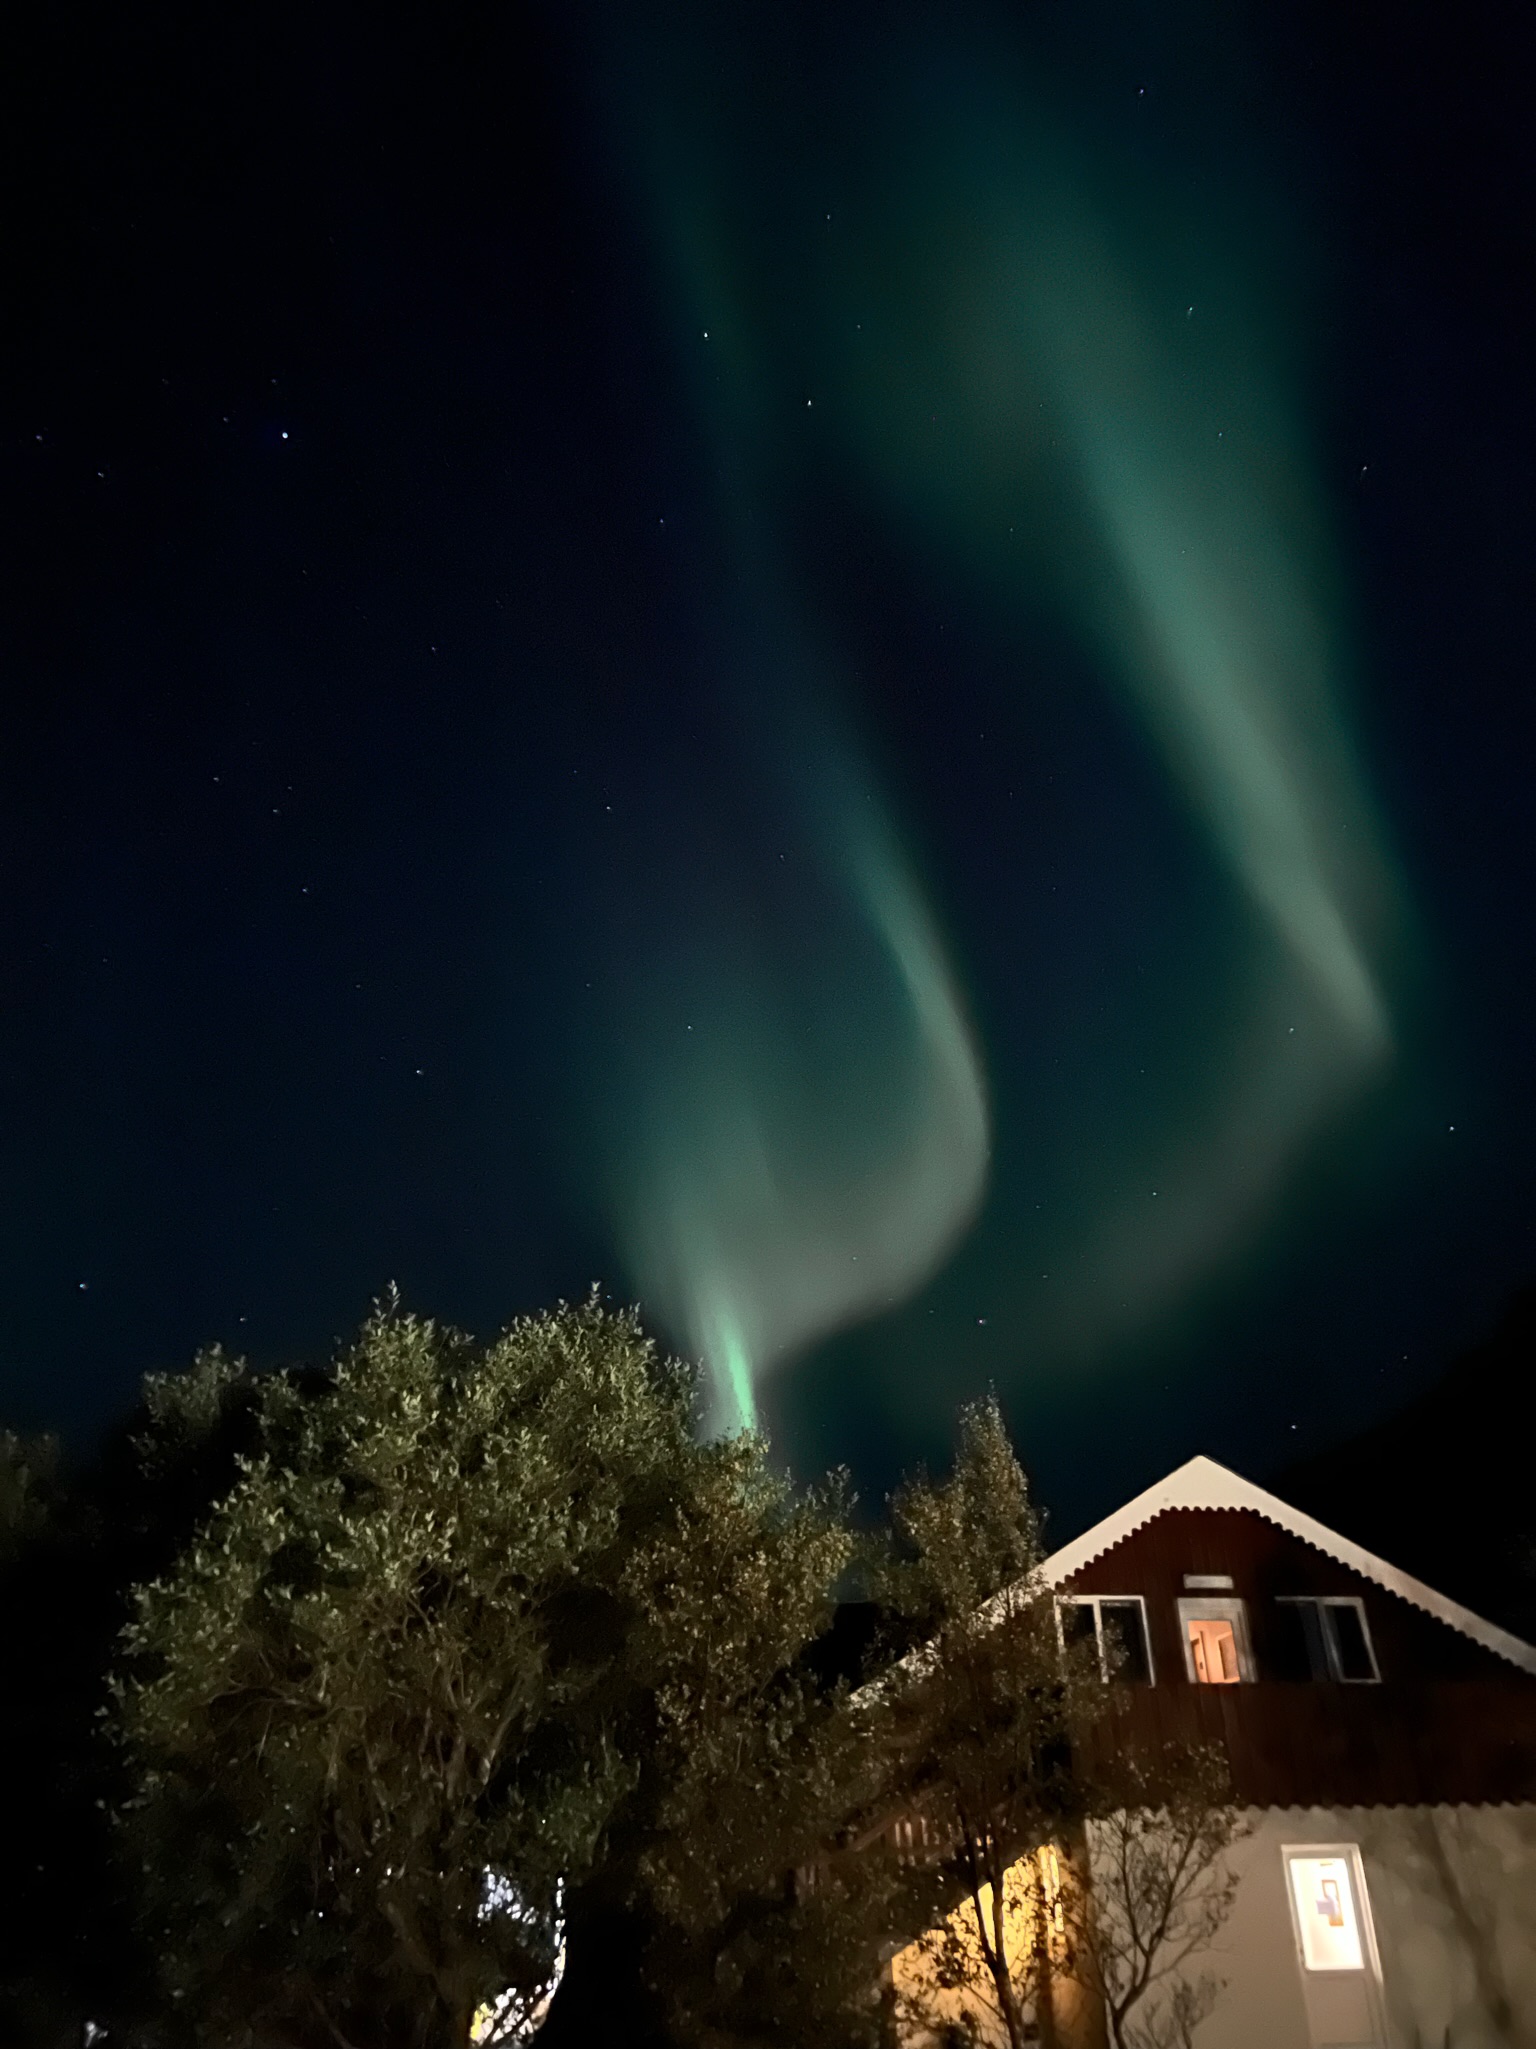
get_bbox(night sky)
[4,0,1533,1535]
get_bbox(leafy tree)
[531,1393,899,2049]
[110,1292,872,2049]
[1061,1745,1244,2049]
[610,1438,882,2049]
[113,1293,675,2046]
[866,1396,1099,2049]
[628,1534,920,2049]
[1,1358,281,2048]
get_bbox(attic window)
[1276,1598,1381,1683]
[1056,1595,1153,1683]
[1177,1597,1254,1683]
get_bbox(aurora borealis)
[5,0,1533,1522]
[601,741,989,1437]
[590,10,1405,1435]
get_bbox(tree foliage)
[109,1292,871,2049]
[7,1319,1242,2049]
[866,1396,1100,2049]
[612,1440,890,2049]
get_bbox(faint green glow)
[805,93,1409,1352]
[598,27,1412,1411]
[610,778,989,1435]
[1024,210,1391,1059]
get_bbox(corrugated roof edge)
[1035,1453,1536,1677]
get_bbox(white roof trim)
[1038,1453,1536,1677]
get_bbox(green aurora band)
[606,754,990,1438]
[595,22,1409,1432]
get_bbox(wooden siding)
[1063,1508,1536,1807]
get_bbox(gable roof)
[1041,1453,1536,1677]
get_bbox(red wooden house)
[1039,1454,1536,2048]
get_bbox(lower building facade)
[1125,1801,1536,2049]
[889,1455,1536,2049]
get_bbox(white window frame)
[1176,1595,1255,1683]
[1276,1595,1381,1683]
[1054,1594,1156,1684]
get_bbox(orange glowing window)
[1187,1615,1242,1684]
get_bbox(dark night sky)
[3,0,1533,1536]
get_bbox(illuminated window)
[1176,1596,1254,1683]
[1189,1617,1239,1683]
[1284,1849,1371,1972]
[1056,1595,1153,1682]
[1276,1597,1380,1682]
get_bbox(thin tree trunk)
[991,1908,1029,2049]
[981,1840,1030,2049]
[1033,1890,1059,2049]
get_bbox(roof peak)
[1041,1452,1536,1677]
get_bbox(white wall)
[1353,1803,1536,2049]
[1092,1804,1536,2049]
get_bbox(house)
[891,1453,1536,2049]
[1051,1453,1536,2048]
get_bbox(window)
[1176,1596,1254,1683]
[1286,1850,1366,1971]
[1188,1617,1241,1683]
[1282,1845,1388,2045]
[1056,1595,1153,1682]
[1276,1597,1380,1683]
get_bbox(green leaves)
[880,1394,1043,1633]
[111,1295,705,2045]
[108,1291,870,2049]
